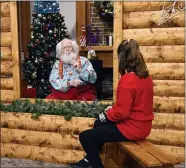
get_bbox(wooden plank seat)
[104,140,180,168]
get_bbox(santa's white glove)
[70,79,82,87]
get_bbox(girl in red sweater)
[68,39,154,168]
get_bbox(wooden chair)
[104,140,180,168]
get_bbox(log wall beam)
[1,112,95,132]
[123,2,182,12]
[0,17,11,32]
[123,27,185,46]
[1,61,13,75]
[0,90,14,102]
[153,80,184,97]
[0,2,10,17]
[123,11,184,28]
[147,63,184,80]
[153,96,184,113]
[140,45,185,63]
[1,128,82,150]
[153,113,184,130]
[148,129,184,147]
[1,143,84,164]
[0,77,13,89]
[0,47,12,60]
[0,32,11,47]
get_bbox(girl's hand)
[104,106,112,113]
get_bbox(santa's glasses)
[63,46,73,50]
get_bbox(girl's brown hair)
[117,39,149,78]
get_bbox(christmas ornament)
[31,72,37,79]
[32,12,37,17]
[40,34,44,39]
[49,30,53,34]
[52,2,57,7]
[42,16,47,21]
[44,52,49,57]
[37,14,42,18]
[30,43,35,48]
[35,39,40,44]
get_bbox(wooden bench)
[103,140,180,168]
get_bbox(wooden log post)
[76,2,86,46]
[10,1,21,99]
[113,2,123,102]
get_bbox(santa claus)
[46,38,97,101]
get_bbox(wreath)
[94,1,113,22]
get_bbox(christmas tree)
[23,1,69,98]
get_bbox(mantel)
[79,46,113,52]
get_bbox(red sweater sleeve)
[107,77,134,122]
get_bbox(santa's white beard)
[60,52,77,64]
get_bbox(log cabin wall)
[0,1,20,102]
[114,2,185,162]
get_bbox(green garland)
[0,99,111,121]
[94,1,113,22]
